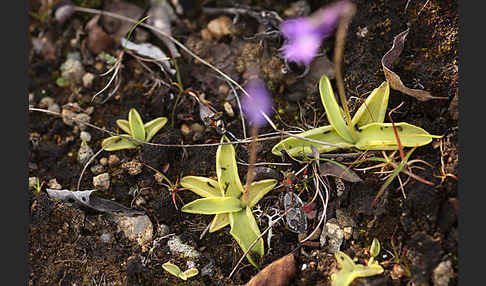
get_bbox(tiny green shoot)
[162,262,199,280]
[29,177,44,194]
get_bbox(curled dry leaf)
[319,162,362,182]
[244,253,296,286]
[381,29,448,102]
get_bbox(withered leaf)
[244,253,296,286]
[101,1,144,44]
[147,1,181,58]
[319,162,362,182]
[46,189,144,216]
[381,29,448,102]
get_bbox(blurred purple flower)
[280,0,352,65]
[241,79,273,128]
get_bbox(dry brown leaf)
[85,15,114,55]
[147,1,181,58]
[319,162,362,182]
[101,1,144,44]
[245,253,296,286]
[381,29,448,102]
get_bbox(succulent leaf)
[128,108,146,141]
[216,136,244,198]
[181,197,242,214]
[319,75,354,143]
[116,119,132,135]
[271,125,354,156]
[180,176,223,198]
[144,117,168,142]
[246,179,278,208]
[351,81,390,127]
[229,207,264,268]
[101,135,138,151]
[354,122,441,150]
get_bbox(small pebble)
[134,197,146,207]
[39,97,55,108]
[433,260,454,286]
[48,103,60,113]
[108,154,120,166]
[60,57,85,84]
[82,72,95,88]
[167,235,200,259]
[320,218,344,253]
[191,123,205,133]
[200,262,215,277]
[158,224,170,237]
[80,131,91,142]
[100,233,112,243]
[90,164,104,175]
[218,84,229,96]
[207,16,233,40]
[78,141,94,165]
[343,227,353,240]
[113,215,153,245]
[73,113,90,131]
[93,172,110,190]
[336,209,356,228]
[61,108,75,126]
[180,123,192,136]
[223,101,234,117]
[200,28,213,41]
[99,157,108,166]
[122,160,143,176]
[47,178,62,190]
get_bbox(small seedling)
[180,136,278,268]
[29,177,44,194]
[144,163,183,210]
[331,238,384,286]
[101,108,167,151]
[272,74,440,157]
[162,262,198,280]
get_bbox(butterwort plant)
[180,136,278,268]
[280,0,354,65]
[272,74,441,157]
[102,108,167,151]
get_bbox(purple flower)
[241,79,273,128]
[280,0,352,65]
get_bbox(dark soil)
[28,0,458,285]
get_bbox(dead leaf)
[46,189,145,216]
[319,162,362,182]
[101,1,144,44]
[245,253,296,286]
[85,15,114,55]
[147,0,181,58]
[381,29,448,102]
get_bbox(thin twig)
[77,147,104,191]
